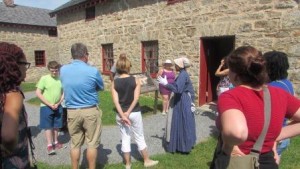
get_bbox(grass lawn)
[35,136,300,169]
[23,82,162,125]
[20,82,37,92]
[279,136,300,169]
[22,83,300,169]
[36,137,217,169]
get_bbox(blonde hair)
[116,57,131,74]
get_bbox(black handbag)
[210,87,271,169]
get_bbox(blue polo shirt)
[269,79,294,95]
[269,79,294,127]
[60,60,104,108]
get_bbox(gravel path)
[24,91,218,167]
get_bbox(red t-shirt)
[217,85,300,154]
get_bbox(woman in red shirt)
[217,46,300,169]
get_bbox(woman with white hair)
[158,57,196,153]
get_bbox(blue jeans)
[277,138,290,155]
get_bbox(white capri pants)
[116,111,147,153]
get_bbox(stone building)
[3,0,300,105]
[50,0,300,105]
[0,0,59,81]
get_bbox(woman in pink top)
[157,59,175,115]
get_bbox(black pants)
[60,108,68,132]
[259,151,278,169]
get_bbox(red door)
[199,39,212,106]
[199,36,235,106]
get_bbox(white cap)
[164,59,172,64]
[174,57,191,68]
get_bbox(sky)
[1,0,70,10]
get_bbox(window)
[48,29,57,37]
[86,6,95,20]
[102,44,114,74]
[142,41,159,77]
[167,0,188,5]
[35,50,46,67]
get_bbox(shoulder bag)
[211,87,271,169]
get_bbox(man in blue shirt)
[60,43,104,169]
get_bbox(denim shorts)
[40,105,63,129]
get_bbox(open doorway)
[199,36,235,106]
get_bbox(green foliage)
[27,90,161,126]
[27,97,40,105]
[279,136,300,169]
[20,82,36,92]
[36,162,70,169]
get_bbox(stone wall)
[0,26,59,82]
[56,0,300,101]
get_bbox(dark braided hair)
[0,42,26,113]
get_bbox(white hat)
[164,59,172,64]
[183,57,191,68]
[174,57,191,68]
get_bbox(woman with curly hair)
[0,42,31,168]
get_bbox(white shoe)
[144,160,159,167]
[125,164,131,169]
[162,112,166,116]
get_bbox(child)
[36,61,64,155]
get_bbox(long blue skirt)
[165,93,196,153]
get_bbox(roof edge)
[49,0,107,17]
[0,22,57,30]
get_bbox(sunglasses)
[17,61,31,69]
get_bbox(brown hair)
[116,56,131,74]
[47,61,61,70]
[119,53,127,60]
[0,42,26,112]
[227,46,267,87]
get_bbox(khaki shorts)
[67,106,102,149]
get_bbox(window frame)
[48,29,58,37]
[102,44,114,75]
[85,6,95,21]
[141,41,159,78]
[34,50,46,67]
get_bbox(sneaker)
[125,164,131,169]
[47,145,56,155]
[162,112,166,116]
[54,142,64,150]
[144,160,159,167]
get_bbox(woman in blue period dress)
[158,57,196,153]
